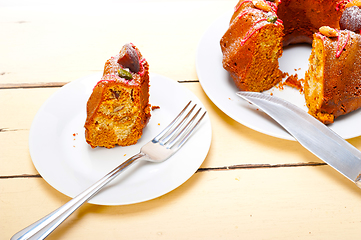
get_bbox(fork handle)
[11,152,146,240]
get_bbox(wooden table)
[2,1,361,239]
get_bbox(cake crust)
[277,0,343,46]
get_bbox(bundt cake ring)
[220,0,361,124]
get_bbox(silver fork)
[12,101,206,240]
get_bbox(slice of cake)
[305,27,361,124]
[84,43,151,148]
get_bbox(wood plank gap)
[0,81,198,89]
[0,82,68,89]
[1,163,327,179]
[178,80,199,83]
[0,174,41,179]
[0,128,26,132]
[196,162,327,172]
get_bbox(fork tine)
[177,111,206,148]
[152,101,192,143]
[162,107,200,147]
[159,104,197,144]
[167,108,207,150]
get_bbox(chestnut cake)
[221,0,361,123]
[84,43,151,148]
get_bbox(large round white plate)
[29,73,212,205]
[196,11,361,140]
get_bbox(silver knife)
[236,91,361,188]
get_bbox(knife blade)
[236,91,361,188]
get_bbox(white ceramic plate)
[29,73,212,205]
[196,11,361,140]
